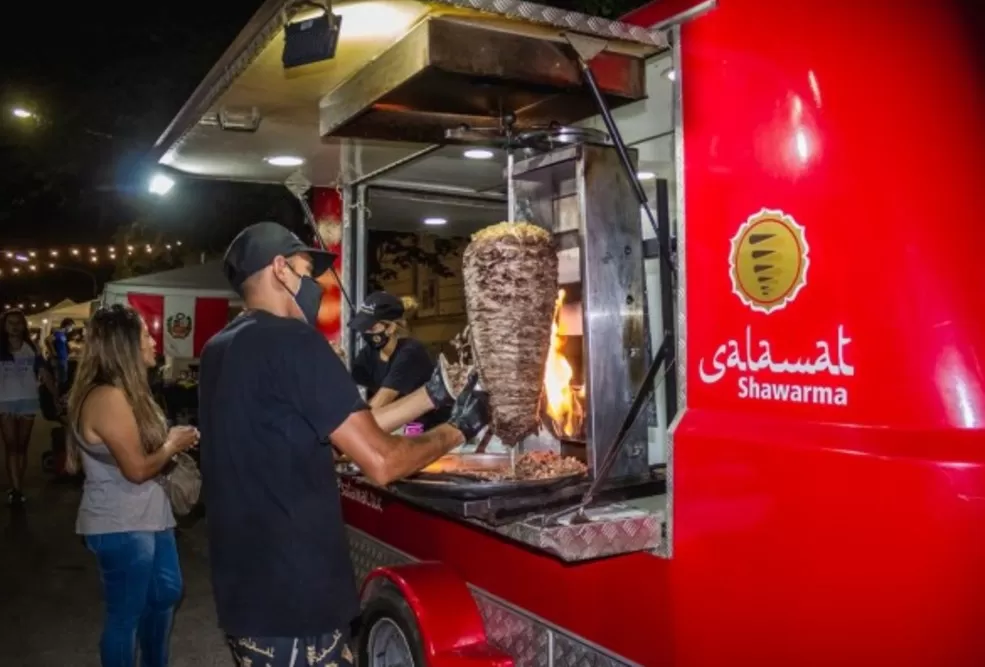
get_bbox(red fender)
[362,563,513,667]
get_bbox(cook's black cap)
[223,222,336,293]
[348,291,404,331]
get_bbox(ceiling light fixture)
[265,155,305,167]
[464,149,494,160]
[217,106,261,133]
[661,68,677,82]
[637,171,656,180]
[282,5,342,69]
[149,173,175,196]
[423,217,448,226]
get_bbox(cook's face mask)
[285,264,323,325]
[362,323,391,350]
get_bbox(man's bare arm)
[331,410,463,486]
[371,387,434,433]
[367,356,460,433]
[367,387,399,410]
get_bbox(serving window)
[341,47,679,551]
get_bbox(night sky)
[0,0,639,311]
[0,0,307,310]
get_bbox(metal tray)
[393,474,584,500]
[400,453,586,500]
[420,452,512,474]
[342,452,588,499]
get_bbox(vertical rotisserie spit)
[463,222,559,445]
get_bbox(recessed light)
[464,149,494,160]
[637,171,656,180]
[423,217,447,226]
[265,155,305,167]
[148,173,175,195]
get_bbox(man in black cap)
[198,222,488,666]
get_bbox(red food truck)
[152,0,985,665]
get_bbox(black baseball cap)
[223,222,337,293]
[348,291,404,331]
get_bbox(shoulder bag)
[160,452,202,517]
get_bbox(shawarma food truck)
[151,0,985,665]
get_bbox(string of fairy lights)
[4,301,54,313]
[0,241,183,278]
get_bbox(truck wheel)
[357,583,427,667]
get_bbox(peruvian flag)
[124,293,229,358]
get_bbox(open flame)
[543,289,585,438]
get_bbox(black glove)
[424,355,455,408]
[447,371,490,441]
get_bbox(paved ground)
[0,421,232,666]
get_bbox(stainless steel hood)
[151,0,668,184]
[319,12,660,143]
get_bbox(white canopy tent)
[27,299,97,338]
[102,262,241,362]
[102,262,239,302]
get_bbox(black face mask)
[361,330,389,350]
[286,267,323,325]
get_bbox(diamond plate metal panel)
[346,528,411,585]
[496,506,663,562]
[472,592,551,667]
[553,634,634,667]
[434,0,667,48]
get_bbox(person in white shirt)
[0,309,58,506]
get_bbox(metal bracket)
[282,171,356,312]
[563,33,609,62]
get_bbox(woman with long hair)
[68,305,198,667]
[0,309,57,505]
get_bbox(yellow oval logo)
[729,209,809,314]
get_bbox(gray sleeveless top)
[75,432,175,535]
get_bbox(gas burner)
[445,117,610,152]
[516,126,611,151]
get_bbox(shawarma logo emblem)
[729,208,809,314]
[166,313,192,339]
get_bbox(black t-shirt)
[351,338,447,429]
[198,310,366,638]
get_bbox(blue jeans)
[85,530,183,667]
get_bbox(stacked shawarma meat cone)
[444,222,559,447]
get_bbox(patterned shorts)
[228,630,354,667]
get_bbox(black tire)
[357,582,427,667]
[41,451,55,474]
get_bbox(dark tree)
[365,232,464,293]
